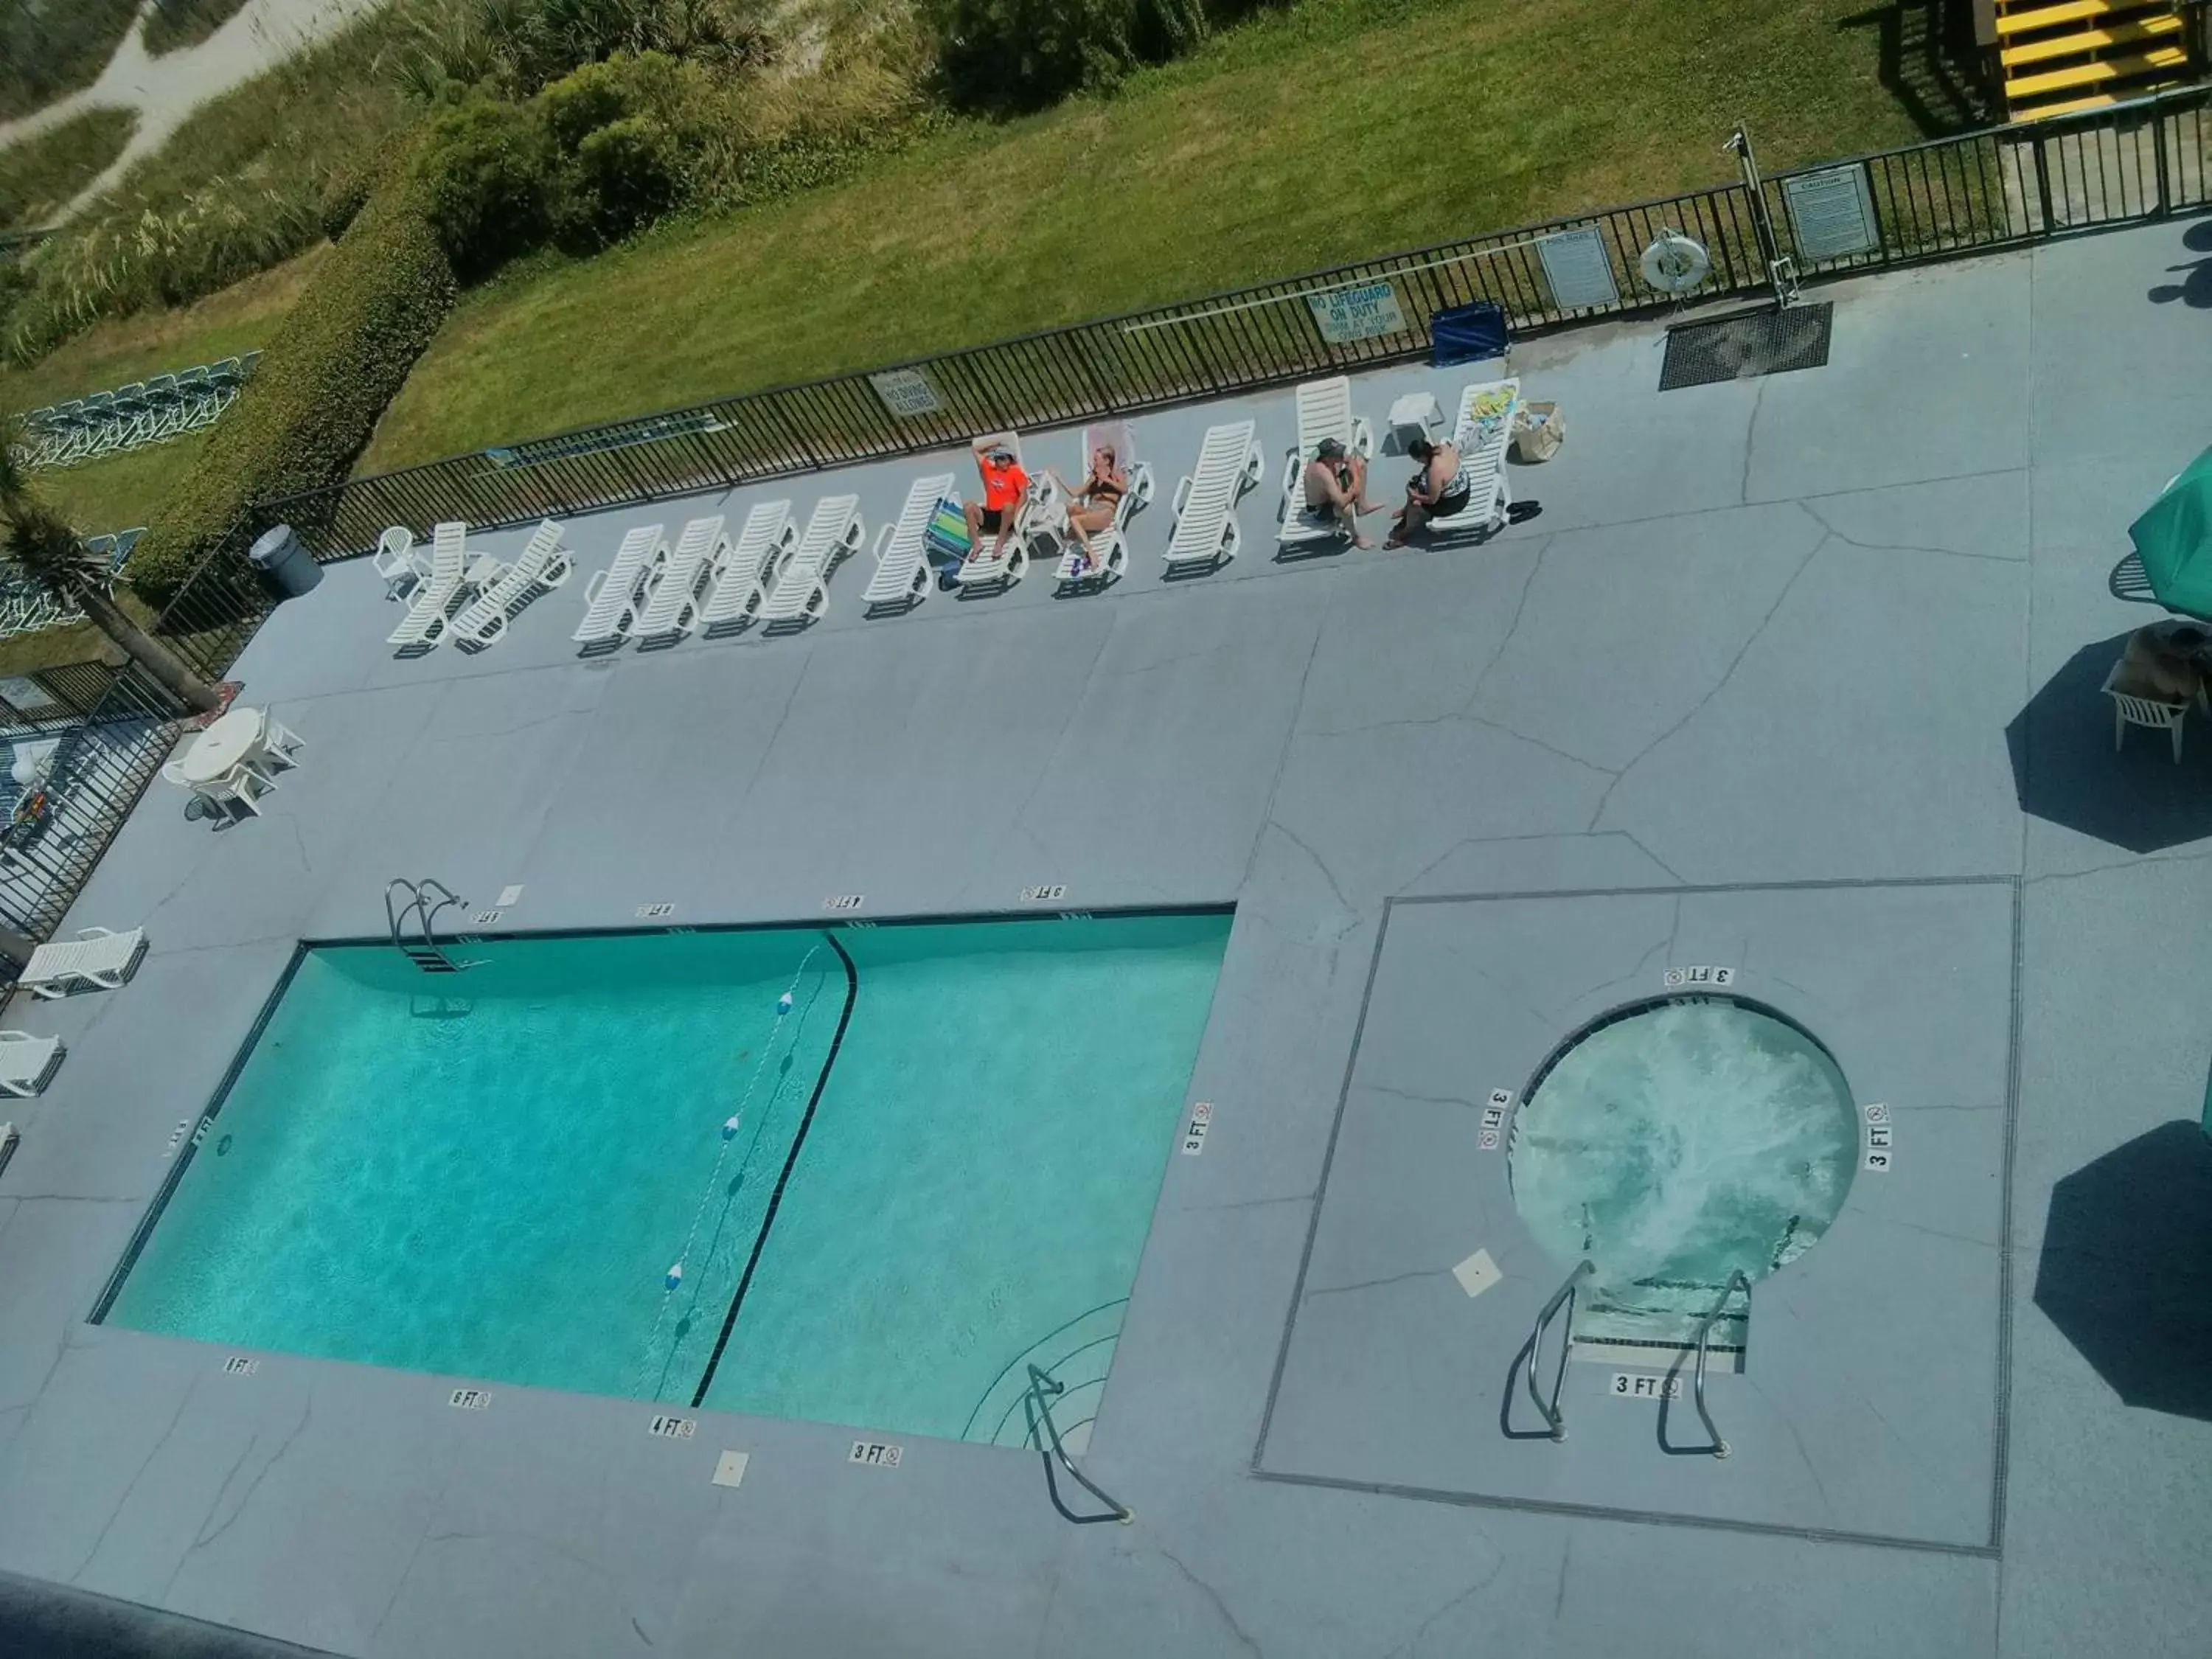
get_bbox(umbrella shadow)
[2007,631,2212,853]
[2033,1120,2212,1421]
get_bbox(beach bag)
[1511,401,1564,464]
[924,498,970,588]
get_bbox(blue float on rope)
[665,1261,684,1291]
[722,1115,741,1140]
[776,991,793,1015]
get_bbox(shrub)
[931,0,1207,112]
[125,173,458,599]
[414,95,554,277]
[566,116,679,241]
[0,106,137,234]
[0,0,142,122]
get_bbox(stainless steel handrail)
[1526,1259,1595,1441]
[1690,1268,1751,1459]
[1024,1363,1133,1526]
[384,878,479,972]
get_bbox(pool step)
[1571,1289,1747,1374]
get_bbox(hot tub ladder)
[1521,1259,1595,1441]
[1022,1363,1132,1526]
[1679,1269,1750,1459]
[385,878,483,974]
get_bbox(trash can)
[246,523,321,598]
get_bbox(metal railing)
[1022,1363,1133,1525]
[253,86,2211,562]
[0,541,275,950]
[1686,1269,1751,1460]
[1520,1259,1595,1441]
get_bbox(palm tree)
[0,419,222,716]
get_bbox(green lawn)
[0,247,321,532]
[0,105,135,232]
[364,0,1927,471]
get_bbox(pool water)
[1507,998,1857,1316]
[102,913,1228,1442]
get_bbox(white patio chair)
[1277,376,1375,551]
[0,1031,63,1098]
[630,515,728,644]
[2104,660,2190,762]
[387,522,470,653]
[1423,378,1521,541]
[572,524,667,650]
[221,759,280,816]
[863,474,957,614]
[1050,423,1153,594]
[759,495,865,628]
[262,717,305,769]
[1164,420,1265,575]
[450,520,573,649]
[373,526,425,600]
[700,501,798,633]
[18,925,147,998]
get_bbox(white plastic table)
[175,706,267,787]
[1388,392,1444,455]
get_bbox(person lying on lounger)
[1302,437,1379,548]
[1387,435,1470,548]
[964,439,1031,563]
[1048,445,1129,574]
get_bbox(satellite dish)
[1640,231,1711,295]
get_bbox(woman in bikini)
[1388,435,1470,548]
[1049,445,1129,572]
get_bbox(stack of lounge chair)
[15,352,262,470]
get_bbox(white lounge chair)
[1050,423,1153,593]
[699,501,798,633]
[1164,420,1265,575]
[0,1032,63,1098]
[451,520,573,649]
[0,1031,63,1097]
[386,522,469,652]
[571,524,667,650]
[630,516,727,644]
[1422,378,1521,541]
[18,925,146,999]
[759,495,864,628]
[863,474,957,614]
[1278,376,1376,552]
[956,433,1051,594]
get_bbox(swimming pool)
[98,911,1229,1443]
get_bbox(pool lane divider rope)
[631,944,824,1399]
[689,929,859,1410]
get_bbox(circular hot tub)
[1508,997,1857,1302]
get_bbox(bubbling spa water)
[1508,998,1857,1299]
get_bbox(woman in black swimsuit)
[1049,446,1129,571]
[1388,435,1470,547]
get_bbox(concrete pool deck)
[1,214,2211,1658]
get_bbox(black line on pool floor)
[690,929,859,1409]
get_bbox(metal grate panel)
[1659,302,1834,391]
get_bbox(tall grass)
[0,0,143,122]
[1,3,427,364]
[141,0,258,57]
[0,105,135,232]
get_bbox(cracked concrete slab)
[1,217,2210,1656]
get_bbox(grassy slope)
[142,0,257,58]
[0,0,142,122]
[0,105,136,232]
[365,0,1919,470]
[0,248,326,531]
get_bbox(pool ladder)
[385,878,483,974]
[1516,1261,1747,1458]
[1023,1363,1132,1526]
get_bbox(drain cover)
[1659,302,1833,391]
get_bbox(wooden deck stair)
[1995,0,2200,119]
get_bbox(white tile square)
[712,1450,749,1489]
[1452,1248,1502,1298]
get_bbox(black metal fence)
[257,85,2212,560]
[0,551,274,944]
[5,85,2211,949]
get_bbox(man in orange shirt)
[963,436,1030,563]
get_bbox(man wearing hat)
[964,434,1033,564]
[1301,436,1379,547]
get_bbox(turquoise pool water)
[1508,998,1857,1309]
[102,913,1228,1441]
